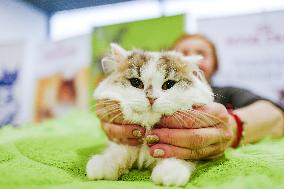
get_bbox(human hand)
[145,102,237,160]
[95,99,145,146]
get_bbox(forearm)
[234,100,284,144]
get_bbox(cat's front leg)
[151,158,196,186]
[86,142,139,180]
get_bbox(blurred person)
[99,34,284,160]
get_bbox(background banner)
[91,15,185,89]
[198,10,284,107]
[33,35,91,122]
[0,42,25,127]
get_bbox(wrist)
[227,109,244,148]
[228,113,238,147]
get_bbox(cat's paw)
[151,158,195,186]
[86,155,122,180]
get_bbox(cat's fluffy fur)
[86,44,214,186]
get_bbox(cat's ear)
[184,55,203,66]
[184,55,206,82]
[101,43,127,74]
[101,56,115,74]
[110,43,128,63]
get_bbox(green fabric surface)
[1,111,284,189]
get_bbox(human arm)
[146,100,284,160]
[214,87,284,144]
[234,100,284,144]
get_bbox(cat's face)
[94,44,213,129]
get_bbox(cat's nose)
[147,97,157,106]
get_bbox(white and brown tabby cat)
[86,44,214,186]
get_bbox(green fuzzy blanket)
[1,111,284,189]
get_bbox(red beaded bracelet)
[227,109,244,148]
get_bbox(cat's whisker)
[96,107,121,116]
[191,109,227,125]
[109,112,123,123]
[93,100,120,108]
[97,99,118,103]
[89,102,116,111]
[213,93,226,99]
[95,101,120,108]
[89,103,99,111]
[176,111,201,123]
[177,111,227,146]
[96,104,119,109]
[191,111,226,126]
[172,113,185,128]
[176,111,208,127]
[173,114,186,128]
[189,110,216,125]
[96,107,121,118]
[96,104,120,110]
[99,110,121,122]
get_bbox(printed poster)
[91,15,185,90]
[0,42,25,127]
[198,10,284,107]
[33,35,91,122]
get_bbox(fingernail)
[153,149,165,157]
[132,130,142,138]
[147,143,154,147]
[145,135,159,144]
[192,103,205,109]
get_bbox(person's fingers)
[149,143,227,160]
[205,153,224,160]
[122,138,143,146]
[127,138,143,146]
[147,126,231,149]
[158,111,197,129]
[103,123,145,140]
[109,138,142,146]
[158,103,229,129]
[192,102,229,125]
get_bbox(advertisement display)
[91,15,185,89]
[33,35,91,122]
[198,11,284,106]
[0,42,25,127]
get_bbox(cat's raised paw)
[151,158,195,186]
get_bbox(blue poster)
[0,70,19,127]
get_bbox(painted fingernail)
[192,103,205,109]
[153,149,165,157]
[145,135,159,144]
[132,130,142,138]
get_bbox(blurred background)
[0,0,284,127]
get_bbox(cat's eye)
[129,78,144,89]
[162,80,176,90]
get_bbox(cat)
[86,44,214,186]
